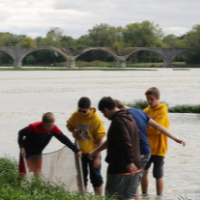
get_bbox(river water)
[0,68,200,199]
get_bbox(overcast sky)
[0,0,200,38]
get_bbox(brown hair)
[145,87,160,98]
[42,112,55,123]
[114,99,126,109]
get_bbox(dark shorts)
[144,155,165,179]
[106,173,139,200]
[138,154,151,185]
[81,154,103,187]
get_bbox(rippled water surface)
[0,69,200,199]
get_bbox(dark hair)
[145,87,160,98]
[78,97,91,109]
[98,97,116,112]
[42,112,55,123]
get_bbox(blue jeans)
[81,154,103,187]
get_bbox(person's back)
[98,97,141,200]
[106,109,141,174]
[127,108,151,155]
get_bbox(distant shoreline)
[0,67,159,71]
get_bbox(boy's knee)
[91,174,103,187]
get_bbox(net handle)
[23,157,30,182]
[75,140,85,192]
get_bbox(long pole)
[75,141,85,192]
[23,157,30,182]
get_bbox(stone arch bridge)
[0,46,190,68]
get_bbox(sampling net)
[23,144,84,192]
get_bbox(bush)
[126,100,200,113]
[0,157,115,200]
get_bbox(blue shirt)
[127,108,151,155]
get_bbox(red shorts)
[19,156,42,174]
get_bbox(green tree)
[185,24,200,63]
[88,23,124,47]
[112,41,122,50]
[122,21,164,47]
[163,34,177,47]
[60,36,77,47]
[77,35,92,46]
[26,54,36,65]
[21,37,37,49]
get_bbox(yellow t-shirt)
[144,103,170,157]
[67,108,106,154]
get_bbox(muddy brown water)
[0,69,200,199]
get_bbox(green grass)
[0,67,157,71]
[169,105,200,113]
[126,100,200,113]
[0,157,115,200]
[1,61,191,68]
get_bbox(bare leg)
[34,172,41,179]
[135,187,140,200]
[156,178,163,195]
[17,172,25,184]
[85,186,87,191]
[94,185,103,195]
[141,169,149,193]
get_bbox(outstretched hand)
[175,138,186,146]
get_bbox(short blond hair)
[145,87,160,98]
[42,112,55,123]
[113,99,126,109]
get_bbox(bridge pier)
[116,56,126,68]
[163,59,173,68]
[66,57,76,68]
[13,59,22,68]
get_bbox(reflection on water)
[0,69,200,199]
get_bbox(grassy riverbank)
[0,157,113,200]
[0,67,157,71]
[2,61,200,68]
[126,100,200,113]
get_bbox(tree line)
[0,21,200,66]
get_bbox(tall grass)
[0,157,115,200]
[127,100,200,113]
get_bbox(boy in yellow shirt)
[66,97,106,195]
[142,87,169,196]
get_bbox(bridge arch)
[20,47,70,67]
[21,47,69,61]
[0,48,15,60]
[170,48,191,61]
[74,47,119,61]
[0,48,14,66]
[125,48,165,61]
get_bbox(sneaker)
[142,192,149,196]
